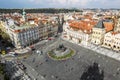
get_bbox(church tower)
[22,8,26,21]
[57,14,65,34]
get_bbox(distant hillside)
[0,8,82,13]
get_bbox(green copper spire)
[22,8,26,15]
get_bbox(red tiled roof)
[104,22,114,32]
[14,30,21,33]
[69,20,97,33]
[111,32,119,35]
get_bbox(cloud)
[29,0,41,4]
[28,0,115,8]
[27,0,90,7]
[0,0,120,8]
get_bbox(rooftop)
[94,20,105,28]
[95,20,114,32]
[10,23,38,33]
[69,20,97,34]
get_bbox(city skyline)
[0,0,120,9]
[0,3,120,80]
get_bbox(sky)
[0,0,120,9]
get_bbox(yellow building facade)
[91,20,106,45]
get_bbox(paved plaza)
[21,38,120,80]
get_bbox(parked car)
[54,35,58,37]
[30,45,36,51]
[36,50,41,54]
[48,37,54,40]
[45,40,48,42]
[14,53,18,56]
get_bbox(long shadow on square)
[80,62,104,80]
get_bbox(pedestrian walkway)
[61,36,120,61]
[22,62,46,80]
[15,47,31,54]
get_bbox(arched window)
[118,47,119,49]
[105,43,107,45]
[113,45,116,48]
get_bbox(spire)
[22,8,26,21]
[22,8,26,15]
[95,20,105,28]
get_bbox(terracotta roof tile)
[104,22,114,32]
[69,20,97,33]
[111,32,119,35]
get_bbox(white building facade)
[115,18,120,32]
[102,32,120,51]
[9,25,39,48]
[63,23,91,46]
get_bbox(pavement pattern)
[21,38,120,80]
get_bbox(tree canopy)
[0,8,82,13]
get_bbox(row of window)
[19,30,37,37]
[93,40,99,44]
[115,38,120,41]
[104,39,120,45]
[104,43,120,49]
[23,34,38,39]
[68,31,86,37]
[105,36,111,38]
[104,39,112,42]
[17,36,39,45]
[92,36,100,39]
[19,33,39,39]
[93,31,101,34]
[105,36,120,41]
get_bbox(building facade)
[65,27,91,46]
[91,20,114,45]
[63,20,97,46]
[102,32,120,51]
[9,24,39,48]
[91,27,106,45]
[115,18,120,32]
[38,20,58,40]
